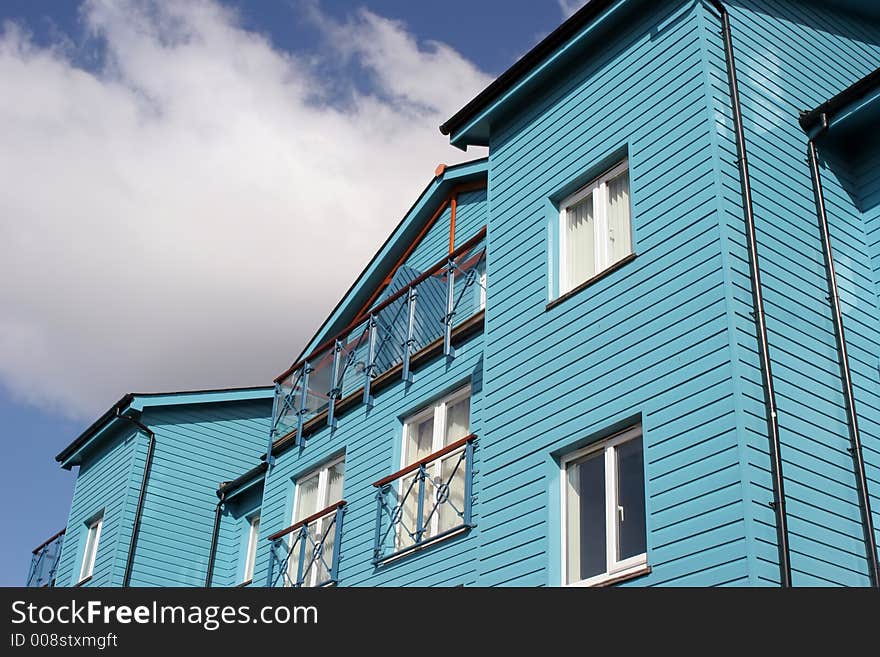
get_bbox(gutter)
[705,0,792,587]
[205,462,269,586]
[799,67,880,136]
[117,410,155,587]
[804,119,880,587]
[55,393,135,466]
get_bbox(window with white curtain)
[562,426,647,586]
[290,456,345,587]
[79,513,103,583]
[558,159,632,296]
[399,386,471,547]
[242,513,260,583]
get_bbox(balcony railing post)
[444,259,456,359]
[269,538,282,587]
[373,487,385,564]
[464,438,475,527]
[295,525,309,587]
[363,315,377,408]
[327,340,342,430]
[267,383,281,466]
[401,287,417,383]
[330,504,345,582]
[295,363,312,447]
[416,465,427,544]
[27,552,39,587]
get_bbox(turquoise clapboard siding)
[55,423,144,587]
[43,1,880,588]
[479,0,748,587]
[855,145,880,565]
[128,400,271,586]
[244,172,489,589]
[54,394,271,588]
[214,486,263,587]
[454,190,488,249]
[398,188,487,274]
[704,0,880,586]
[254,332,485,588]
[863,148,880,299]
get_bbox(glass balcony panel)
[305,348,334,419]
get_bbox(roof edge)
[285,157,489,368]
[217,462,268,499]
[439,0,615,138]
[799,66,880,134]
[55,385,274,466]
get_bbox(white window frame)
[242,513,260,583]
[560,425,647,587]
[400,385,471,540]
[289,454,345,587]
[558,158,631,296]
[78,514,103,583]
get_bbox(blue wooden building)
[30,0,880,587]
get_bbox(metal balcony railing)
[372,434,476,564]
[271,228,486,446]
[27,528,65,587]
[267,501,346,587]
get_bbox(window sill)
[375,524,473,567]
[566,562,651,588]
[546,252,637,311]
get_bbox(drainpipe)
[806,124,880,587]
[205,492,226,587]
[118,411,155,587]
[705,0,792,587]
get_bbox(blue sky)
[0,0,580,585]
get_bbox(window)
[291,456,344,587]
[400,386,471,546]
[561,426,647,586]
[558,159,631,296]
[78,514,103,583]
[242,514,260,583]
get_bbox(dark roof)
[55,385,274,465]
[55,393,134,464]
[799,66,880,133]
[439,0,615,137]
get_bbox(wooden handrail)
[274,226,487,383]
[32,528,66,555]
[373,434,476,488]
[266,500,346,542]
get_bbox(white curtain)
[294,473,319,522]
[565,193,595,292]
[244,516,259,581]
[326,461,344,504]
[444,397,470,445]
[400,414,435,547]
[607,170,631,264]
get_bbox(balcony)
[267,501,346,587]
[372,434,476,564]
[271,228,486,447]
[27,528,65,587]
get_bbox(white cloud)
[0,0,491,419]
[557,0,588,19]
